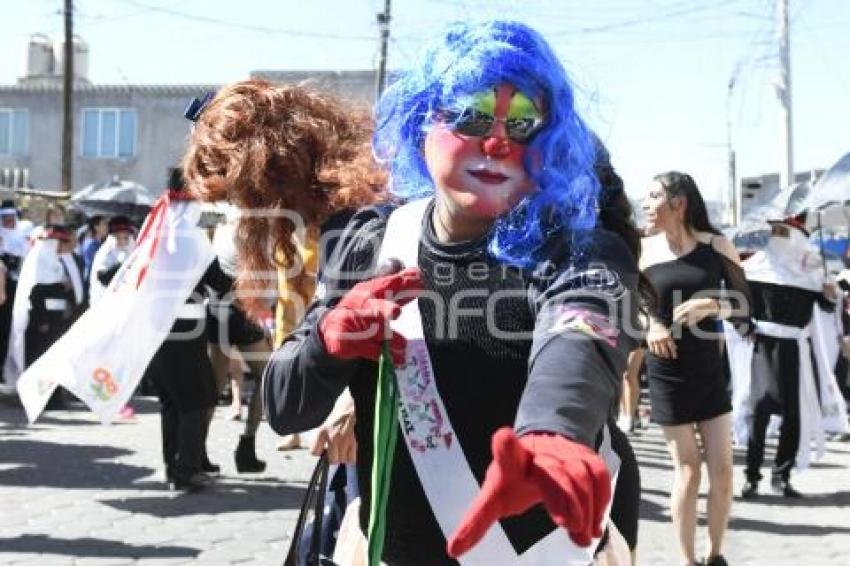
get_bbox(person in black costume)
[641,171,751,566]
[3,225,85,410]
[739,216,838,499]
[0,200,28,380]
[263,21,649,565]
[22,226,85,366]
[144,168,226,492]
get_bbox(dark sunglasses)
[441,107,544,144]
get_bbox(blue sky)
[2,0,849,206]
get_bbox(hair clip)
[183,90,216,122]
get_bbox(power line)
[547,0,739,36]
[392,24,768,47]
[109,0,375,42]
[797,8,850,94]
[391,0,763,46]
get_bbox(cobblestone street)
[1,395,849,565]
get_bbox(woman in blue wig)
[265,20,645,565]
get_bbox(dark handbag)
[284,453,339,566]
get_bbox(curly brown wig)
[182,80,386,318]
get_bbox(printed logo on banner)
[91,368,119,401]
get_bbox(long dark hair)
[652,171,753,334]
[653,171,720,235]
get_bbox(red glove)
[319,266,423,365]
[447,427,611,558]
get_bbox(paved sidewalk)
[630,419,850,565]
[0,396,312,565]
[1,395,849,565]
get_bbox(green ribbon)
[367,342,400,566]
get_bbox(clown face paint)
[424,84,542,222]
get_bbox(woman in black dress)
[641,171,750,566]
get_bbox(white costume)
[726,223,848,478]
[89,234,136,305]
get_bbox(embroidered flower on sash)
[398,341,454,453]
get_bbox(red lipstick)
[468,169,508,184]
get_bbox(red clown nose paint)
[481,136,512,159]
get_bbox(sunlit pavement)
[629,413,850,565]
[1,394,849,565]
[0,395,313,565]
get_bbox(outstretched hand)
[319,264,423,365]
[447,428,611,558]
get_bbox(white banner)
[16,200,214,423]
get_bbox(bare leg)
[621,348,644,429]
[661,423,702,565]
[697,412,733,561]
[228,355,243,419]
[208,343,231,424]
[233,337,272,473]
[240,337,272,436]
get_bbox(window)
[81,108,137,158]
[0,109,29,156]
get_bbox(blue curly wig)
[373,20,600,266]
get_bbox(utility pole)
[726,69,739,226]
[61,0,74,194]
[776,0,793,190]
[375,0,391,100]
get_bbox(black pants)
[745,336,802,482]
[148,320,217,478]
[25,320,63,367]
[160,398,206,478]
[608,423,640,551]
[836,355,850,402]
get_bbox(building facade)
[0,35,377,194]
[739,170,823,218]
[0,82,219,193]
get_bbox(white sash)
[724,322,755,447]
[724,318,827,470]
[810,306,850,435]
[44,298,68,311]
[378,198,620,566]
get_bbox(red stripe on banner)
[132,190,196,288]
[133,195,169,288]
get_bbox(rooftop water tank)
[26,33,54,77]
[56,35,89,81]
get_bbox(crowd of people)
[4,18,850,566]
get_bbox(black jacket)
[263,203,639,563]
